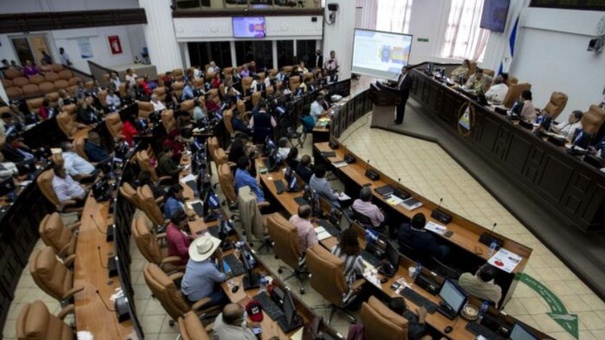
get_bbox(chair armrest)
[169,272,184,282]
[63,254,76,267]
[258,201,270,209]
[351,278,365,292]
[156,233,167,240]
[227,161,237,168]
[57,304,75,320]
[59,244,71,258]
[67,221,81,231]
[161,256,184,265]
[157,176,173,185]
[62,286,84,300]
[191,297,213,311]
[155,196,164,205]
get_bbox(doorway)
[9,34,53,66]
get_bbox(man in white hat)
[181,234,230,307]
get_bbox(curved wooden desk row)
[409,68,605,232]
[258,156,547,339]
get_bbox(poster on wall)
[77,38,94,59]
[108,35,122,55]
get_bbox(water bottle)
[489,242,497,257]
[478,301,489,323]
[414,262,422,280]
[259,276,268,293]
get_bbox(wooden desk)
[313,141,532,308]
[73,193,135,339]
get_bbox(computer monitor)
[385,240,400,268]
[510,323,538,340]
[438,280,467,315]
[281,289,298,327]
[242,250,260,290]
[264,137,277,157]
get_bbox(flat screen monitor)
[385,240,400,268]
[480,0,510,33]
[232,17,266,38]
[510,323,538,340]
[282,289,297,326]
[439,279,467,314]
[352,28,413,80]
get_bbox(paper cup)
[408,266,416,277]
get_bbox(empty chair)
[218,163,238,207]
[73,136,88,160]
[5,86,23,99]
[3,67,22,79]
[306,244,360,323]
[28,74,45,85]
[138,101,154,119]
[22,84,41,97]
[39,82,56,94]
[56,104,81,139]
[53,79,69,91]
[542,91,568,119]
[361,296,413,340]
[162,109,176,132]
[119,182,144,211]
[38,212,80,266]
[581,105,605,136]
[13,77,30,87]
[241,76,253,95]
[153,86,167,102]
[16,300,75,340]
[132,215,185,273]
[51,64,64,72]
[2,78,14,88]
[137,184,167,227]
[143,263,221,325]
[105,113,124,140]
[502,83,531,109]
[29,246,83,304]
[177,311,211,340]
[289,76,301,92]
[44,72,60,83]
[266,213,306,294]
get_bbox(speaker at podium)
[369,81,402,106]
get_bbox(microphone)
[438,198,443,207]
[492,223,498,232]
[97,246,109,268]
[91,214,107,234]
[95,289,116,312]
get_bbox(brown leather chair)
[218,163,237,207]
[3,67,22,80]
[44,72,60,83]
[56,104,80,139]
[172,68,184,81]
[51,64,64,72]
[178,311,211,340]
[223,67,234,78]
[162,109,176,133]
[468,61,478,76]
[507,76,518,85]
[46,92,60,107]
[207,137,220,165]
[542,91,568,119]
[136,184,166,226]
[483,69,495,77]
[502,83,531,109]
[132,215,184,273]
[54,79,69,91]
[181,99,195,115]
[16,300,75,340]
[172,81,185,99]
[153,86,167,102]
[193,78,205,91]
[119,182,144,211]
[207,89,220,106]
[97,90,108,108]
[143,263,221,325]
[241,76,253,95]
[282,65,294,75]
[138,101,154,119]
[105,113,124,140]
[134,150,173,185]
[22,84,42,97]
[36,169,81,212]
[26,98,44,116]
[251,91,261,107]
[266,213,306,294]
[581,105,605,136]
[29,246,83,303]
[306,244,359,323]
[5,87,23,99]
[73,136,88,161]
[1,78,13,88]
[223,109,234,136]
[289,76,301,92]
[28,74,45,85]
[361,296,410,340]
[39,82,56,94]
[38,212,80,267]
[205,71,216,81]
[13,77,30,88]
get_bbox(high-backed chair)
[22,84,42,97]
[218,163,237,208]
[135,150,173,185]
[162,109,176,133]
[153,86,167,102]
[119,182,144,211]
[132,215,185,272]
[97,90,108,109]
[180,99,195,115]
[16,300,75,340]
[251,91,261,107]
[177,311,212,340]
[241,76,253,95]
[45,72,60,83]
[105,113,124,140]
[507,76,518,85]
[542,91,568,119]
[266,213,306,294]
[143,263,221,325]
[223,67,234,78]
[56,104,80,139]
[172,68,184,81]
[502,83,531,109]
[138,101,154,119]
[29,246,83,304]
[581,105,605,136]
[13,77,30,88]
[39,82,57,95]
[3,67,22,80]
[361,296,410,340]
[38,212,80,267]
[482,69,495,77]
[73,136,88,161]
[223,109,235,136]
[306,244,359,323]
[137,184,167,227]
[36,169,82,212]
[207,137,220,166]
[5,87,23,99]
[26,98,44,116]
[282,66,293,75]
[289,76,301,92]
[172,81,184,99]
[468,61,478,76]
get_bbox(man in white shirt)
[484,75,508,104]
[51,164,86,206]
[324,50,339,78]
[309,94,327,123]
[459,263,502,307]
[109,72,121,90]
[552,110,583,141]
[213,303,258,340]
[125,68,138,86]
[0,152,18,180]
[59,47,72,66]
[105,88,121,109]
[207,61,219,74]
[150,94,166,112]
[60,141,96,180]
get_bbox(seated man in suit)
[84,131,110,163]
[296,155,314,183]
[309,164,340,208]
[397,213,450,260]
[458,263,502,307]
[352,186,387,231]
[1,135,34,162]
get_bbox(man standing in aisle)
[393,65,413,125]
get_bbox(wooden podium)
[368,82,401,106]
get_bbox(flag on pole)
[498,15,520,75]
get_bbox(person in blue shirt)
[84,131,110,162]
[163,185,185,219]
[181,79,195,101]
[234,156,265,202]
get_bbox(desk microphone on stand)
[90,213,114,242]
[431,197,451,224]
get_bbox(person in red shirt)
[122,114,138,147]
[211,72,221,89]
[140,76,152,96]
[166,211,191,265]
[162,129,185,162]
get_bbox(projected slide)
[352,29,413,80]
[232,17,266,38]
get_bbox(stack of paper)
[488,248,522,273]
[425,221,447,235]
[315,227,332,241]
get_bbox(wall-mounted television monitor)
[232,17,266,38]
[480,0,511,33]
[351,28,413,80]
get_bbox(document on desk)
[425,221,447,235]
[332,160,348,168]
[488,248,522,273]
[386,194,404,205]
[336,192,351,201]
[180,173,197,184]
[315,227,332,241]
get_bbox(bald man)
[213,303,259,339]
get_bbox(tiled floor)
[4,107,605,340]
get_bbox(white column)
[230,41,237,67]
[323,0,356,79]
[139,0,183,73]
[272,40,278,70]
[0,79,7,102]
